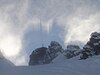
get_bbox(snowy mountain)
[1,53,100,75]
[1,32,100,75]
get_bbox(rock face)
[80,32,100,59]
[64,45,81,59]
[29,47,48,65]
[29,41,64,65]
[48,41,64,59]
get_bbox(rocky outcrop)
[29,41,64,65]
[80,32,100,59]
[29,47,48,65]
[48,41,64,59]
[64,45,81,59]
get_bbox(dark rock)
[29,47,48,65]
[80,32,100,59]
[64,45,81,59]
[29,41,64,65]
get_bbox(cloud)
[64,12,100,45]
[0,0,29,65]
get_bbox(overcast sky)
[0,0,100,65]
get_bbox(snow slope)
[0,58,14,75]
[1,54,100,75]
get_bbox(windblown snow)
[1,54,100,75]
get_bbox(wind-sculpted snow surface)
[1,54,100,75]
